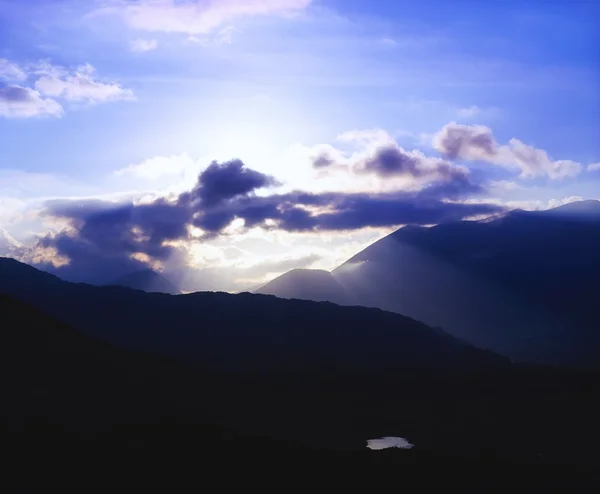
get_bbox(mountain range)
[1,268,599,481]
[0,256,504,373]
[2,200,600,481]
[257,200,600,368]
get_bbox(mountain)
[108,269,181,295]
[255,200,600,368]
[0,257,506,373]
[332,200,600,367]
[255,269,356,306]
[2,290,600,480]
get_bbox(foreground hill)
[107,269,181,295]
[1,293,599,486]
[0,257,505,373]
[255,268,356,306]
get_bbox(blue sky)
[1,0,599,290]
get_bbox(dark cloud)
[27,158,503,284]
[360,146,423,177]
[181,159,280,207]
[315,143,477,193]
[226,190,498,232]
[432,123,582,180]
[0,85,33,102]
[433,123,497,160]
[312,153,335,169]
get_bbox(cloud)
[457,105,480,119]
[22,158,502,284]
[0,229,22,256]
[179,159,281,208]
[188,26,237,46]
[488,180,522,193]
[0,59,27,82]
[588,162,600,172]
[310,144,347,170]
[0,197,27,228]
[34,62,134,103]
[115,153,197,181]
[309,130,480,199]
[0,58,132,117]
[432,122,582,180]
[95,0,312,34]
[130,38,159,52]
[0,85,64,118]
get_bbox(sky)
[1,0,599,292]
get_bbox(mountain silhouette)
[0,257,506,373]
[258,200,600,368]
[107,269,181,295]
[2,291,600,480]
[255,268,356,306]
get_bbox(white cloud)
[94,0,312,34]
[488,180,523,194]
[337,128,396,147]
[130,38,159,52]
[0,58,133,117]
[588,162,600,172]
[432,122,582,180]
[0,197,27,228]
[0,58,27,82]
[0,85,63,118]
[468,195,586,213]
[0,228,22,256]
[34,62,134,103]
[115,153,198,181]
[457,105,480,119]
[188,26,237,45]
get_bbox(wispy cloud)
[93,0,312,34]
[188,26,237,46]
[33,62,134,103]
[588,162,600,172]
[457,105,480,119]
[0,58,134,118]
[130,38,159,52]
[0,58,27,82]
[0,85,63,118]
[115,153,197,181]
[432,122,582,180]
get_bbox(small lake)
[366,437,414,450]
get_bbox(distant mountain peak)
[544,199,600,217]
[108,269,181,295]
[255,268,356,306]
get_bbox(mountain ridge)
[259,200,600,368]
[0,256,507,373]
[107,269,181,295]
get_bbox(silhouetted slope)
[0,257,505,373]
[333,200,600,368]
[1,285,600,478]
[255,268,356,306]
[107,269,181,295]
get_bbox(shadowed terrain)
[256,268,356,305]
[258,201,600,368]
[0,257,506,373]
[1,293,599,488]
[107,268,181,295]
